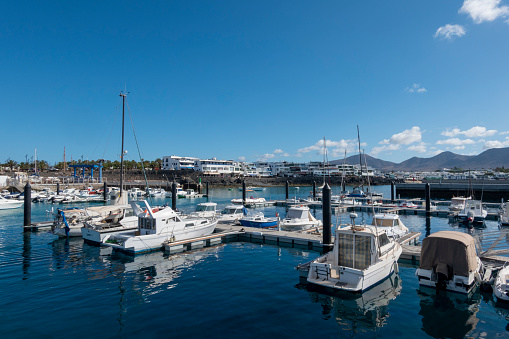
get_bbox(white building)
[194,158,242,176]
[162,156,198,170]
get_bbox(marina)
[4,184,509,337]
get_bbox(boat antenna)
[357,125,364,188]
[363,148,382,258]
[119,91,129,199]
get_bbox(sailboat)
[81,92,139,243]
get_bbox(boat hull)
[104,220,217,254]
[239,220,277,228]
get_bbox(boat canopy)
[372,214,400,227]
[286,207,316,221]
[419,231,478,278]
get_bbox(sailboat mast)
[120,92,127,197]
[357,125,363,183]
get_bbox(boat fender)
[393,262,399,274]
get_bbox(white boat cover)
[419,231,478,278]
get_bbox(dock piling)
[285,181,289,200]
[172,181,177,210]
[322,183,332,251]
[56,182,60,195]
[103,182,107,201]
[242,181,246,206]
[313,181,316,199]
[23,183,31,229]
[206,182,209,196]
[425,183,431,215]
[391,181,395,202]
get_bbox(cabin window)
[378,234,390,247]
[337,233,371,270]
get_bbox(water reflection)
[417,286,481,339]
[298,273,402,333]
[22,232,31,280]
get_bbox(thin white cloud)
[459,0,509,23]
[431,149,445,156]
[297,138,362,158]
[454,145,466,150]
[380,127,422,146]
[436,138,476,146]
[282,152,290,157]
[441,126,497,138]
[408,144,428,153]
[238,156,246,161]
[434,24,466,39]
[483,138,509,149]
[500,131,509,135]
[371,144,401,156]
[258,153,275,161]
[273,149,284,154]
[406,83,427,93]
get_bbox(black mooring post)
[57,182,60,195]
[391,181,395,202]
[425,216,431,237]
[103,182,107,201]
[322,183,332,252]
[313,181,316,199]
[23,183,31,230]
[285,181,289,200]
[172,181,177,211]
[425,183,431,215]
[242,181,246,206]
[206,182,209,196]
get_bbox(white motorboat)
[218,205,244,223]
[0,195,24,210]
[179,188,197,198]
[128,187,146,197]
[189,202,217,218]
[148,188,166,197]
[371,213,409,239]
[458,200,487,224]
[81,204,140,244]
[231,197,266,204]
[449,196,472,212]
[399,201,418,208]
[102,200,217,255]
[499,202,509,227]
[494,265,509,303]
[336,197,361,206]
[307,213,402,292]
[239,210,278,228]
[53,205,133,237]
[416,231,484,294]
[280,205,322,231]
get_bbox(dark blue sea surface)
[1,185,509,338]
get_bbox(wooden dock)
[163,222,421,255]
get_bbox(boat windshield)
[286,209,306,219]
[372,217,397,227]
[197,205,215,212]
[337,233,372,270]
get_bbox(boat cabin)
[371,214,402,228]
[331,226,393,270]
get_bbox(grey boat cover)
[419,231,478,278]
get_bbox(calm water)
[1,185,509,338]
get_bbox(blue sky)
[2,0,509,165]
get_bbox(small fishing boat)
[494,264,509,303]
[307,213,402,292]
[499,202,509,227]
[458,200,487,225]
[189,202,217,218]
[416,231,484,294]
[81,204,140,244]
[371,213,409,239]
[280,205,322,231]
[449,196,472,212]
[218,205,244,223]
[239,209,278,228]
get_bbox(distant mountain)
[396,151,473,171]
[329,147,509,171]
[330,154,397,171]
